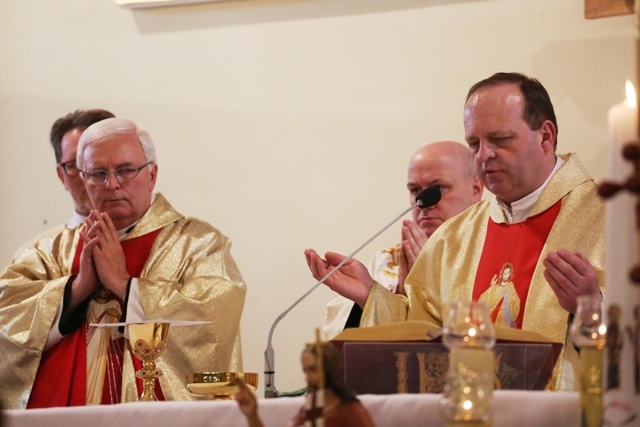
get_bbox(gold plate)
[186,372,258,399]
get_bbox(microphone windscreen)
[416,186,441,208]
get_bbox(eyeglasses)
[81,162,153,185]
[59,160,81,177]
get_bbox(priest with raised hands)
[305,72,604,391]
[0,118,246,408]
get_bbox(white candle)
[605,81,637,301]
[603,81,640,422]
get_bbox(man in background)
[0,118,246,408]
[10,109,115,261]
[51,109,116,228]
[322,141,483,339]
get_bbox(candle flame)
[626,80,637,108]
[598,324,607,335]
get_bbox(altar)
[3,391,579,427]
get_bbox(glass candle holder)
[443,301,496,392]
[570,294,606,427]
[570,294,606,349]
[440,369,493,427]
[443,301,496,350]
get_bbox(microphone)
[414,185,441,208]
[264,186,441,397]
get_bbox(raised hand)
[304,249,373,307]
[543,249,600,314]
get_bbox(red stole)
[27,228,162,408]
[471,201,562,329]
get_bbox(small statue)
[235,342,375,427]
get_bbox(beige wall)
[0,0,633,396]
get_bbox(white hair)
[76,117,157,169]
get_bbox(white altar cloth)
[3,391,579,427]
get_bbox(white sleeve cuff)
[124,278,146,324]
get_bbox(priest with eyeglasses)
[0,118,247,409]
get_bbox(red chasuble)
[27,228,162,408]
[471,201,562,329]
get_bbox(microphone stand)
[263,187,440,397]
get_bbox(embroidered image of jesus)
[479,263,521,328]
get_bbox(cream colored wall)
[0,0,632,397]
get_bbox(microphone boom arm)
[264,186,440,397]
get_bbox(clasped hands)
[69,211,130,311]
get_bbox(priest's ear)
[538,119,557,153]
[148,163,158,189]
[55,164,68,189]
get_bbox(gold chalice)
[186,372,259,400]
[128,322,170,401]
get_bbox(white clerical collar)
[66,210,87,229]
[497,156,565,224]
[117,221,138,238]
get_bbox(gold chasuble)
[0,193,246,408]
[360,153,604,390]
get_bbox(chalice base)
[127,322,170,402]
[136,366,163,401]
